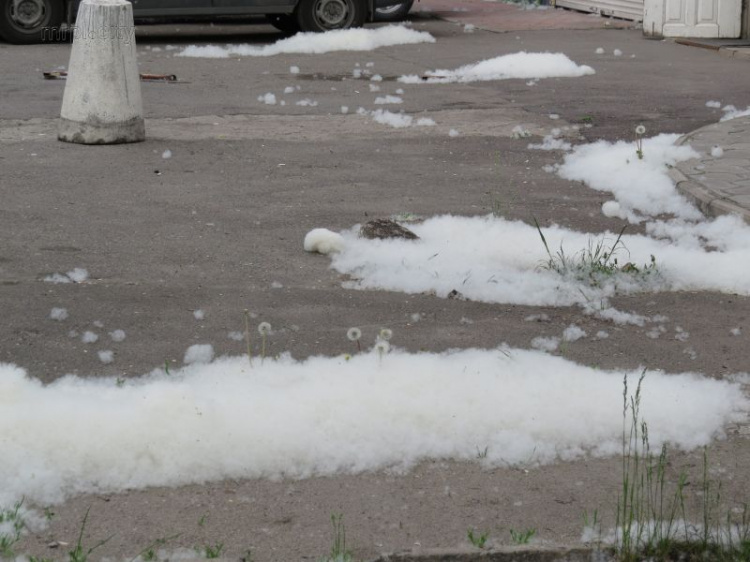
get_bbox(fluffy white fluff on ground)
[374,95,403,105]
[43,268,89,284]
[323,212,750,306]
[398,52,594,84]
[109,329,126,342]
[358,109,435,129]
[257,93,277,105]
[304,228,345,254]
[98,350,114,364]
[557,134,702,223]
[49,308,68,321]
[184,344,214,365]
[177,26,434,58]
[312,131,750,305]
[528,134,571,151]
[720,105,750,121]
[81,331,98,344]
[1,348,746,506]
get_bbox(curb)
[368,546,613,561]
[719,47,750,60]
[670,124,750,224]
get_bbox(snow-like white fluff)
[528,134,571,151]
[531,336,559,351]
[66,268,89,283]
[109,329,126,342]
[601,200,627,219]
[324,213,750,306]
[711,145,724,157]
[705,100,722,109]
[258,93,277,105]
[98,350,114,364]
[81,331,98,344]
[193,309,205,320]
[184,344,214,365]
[178,26,434,58]
[374,95,403,105]
[557,134,702,223]
[398,52,594,84]
[370,109,413,128]
[304,228,345,254]
[0,348,745,506]
[49,308,68,321]
[296,99,318,107]
[562,325,586,342]
[720,105,750,121]
[43,268,89,284]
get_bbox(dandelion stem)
[244,310,253,367]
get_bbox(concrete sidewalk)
[671,115,750,223]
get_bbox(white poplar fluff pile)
[314,134,750,306]
[1,348,747,507]
[398,52,595,84]
[178,25,435,58]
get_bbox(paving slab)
[671,115,750,223]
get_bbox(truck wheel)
[266,14,299,34]
[374,0,413,22]
[0,0,63,43]
[296,0,365,32]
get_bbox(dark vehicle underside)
[0,0,414,43]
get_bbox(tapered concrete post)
[58,0,145,144]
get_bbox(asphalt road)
[1,13,750,561]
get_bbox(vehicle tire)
[0,0,63,44]
[296,0,365,32]
[266,14,299,34]
[374,0,413,22]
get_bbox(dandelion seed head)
[258,322,272,336]
[635,125,646,135]
[375,340,390,354]
[379,328,393,341]
[347,327,362,341]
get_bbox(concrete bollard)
[58,0,145,144]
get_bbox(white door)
[644,0,742,37]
